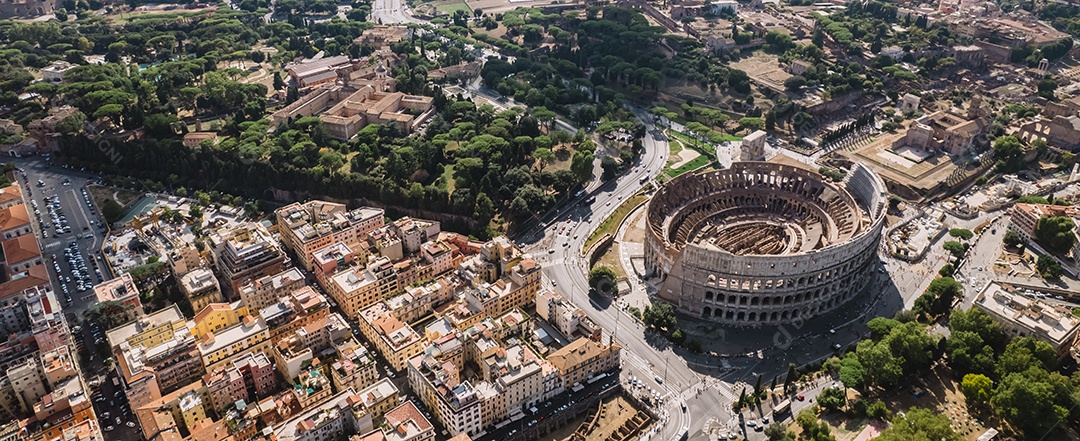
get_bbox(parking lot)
[11,157,139,441]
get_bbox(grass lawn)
[668,138,684,156]
[665,155,710,178]
[435,1,471,14]
[584,194,648,251]
[439,163,456,193]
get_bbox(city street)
[9,157,137,441]
[370,0,419,24]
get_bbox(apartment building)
[546,338,621,387]
[233,352,278,402]
[355,378,399,422]
[311,242,356,278]
[179,269,224,314]
[18,364,99,441]
[0,279,52,341]
[463,259,540,320]
[1009,203,1080,256]
[108,305,205,397]
[391,218,440,255]
[272,313,350,380]
[209,222,289,295]
[275,201,383,271]
[271,388,374,441]
[407,350,483,438]
[357,302,423,372]
[1,234,41,274]
[93,273,143,322]
[0,185,22,210]
[535,290,601,340]
[382,401,435,441]
[196,316,270,372]
[239,267,305,313]
[133,382,210,439]
[4,356,46,416]
[260,285,331,343]
[408,320,545,435]
[189,301,249,340]
[326,256,400,319]
[419,241,457,277]
[0,204,31,240]
[974,283,1080,358]
[330,338,378,394]
[203,365,246,413]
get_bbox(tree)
[738,117,765,131]
[839,354,865,389]
[784,363,798,393]
[948,228,974,240]
[764,423,795,441]
[991,366,1071,436]
[1036,254,1064,279]
[943,240,966,259]
[570,149,595,183]
[818,387,846,412]
[1038,77,1058,100]
[588,266,618,294]
[961,373,993,406]
[913,277,961,318]
[866,400,890,420]
[938,263,954,277]
[533,147,554,171]
[101,199,125,223]
[866,317,899,341]
[784,75,807,91]
[855,340,902,389]
[643,302,676,330]
[83,301,134,330]
[992,135,1026,173]
[997,337,1058,376]
[876,407,961,441]
[1003,230,1023,248]
[1035,216,1076,252]
[671,328,686,344]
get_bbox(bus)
[772,399,791,418]
[586,373,608,384]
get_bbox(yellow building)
[196,316,271,372]
[189,301,250,339]
[546,338,621,387]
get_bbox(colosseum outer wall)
[645,163,886,327]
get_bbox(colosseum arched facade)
[644,162,886,327]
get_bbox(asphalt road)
[370,0,419,24]
[9,157,137,441]
[521,106,704,441]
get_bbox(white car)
[126,422,136,428]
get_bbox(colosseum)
[644,161,886,326]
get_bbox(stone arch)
[702,306,712,318]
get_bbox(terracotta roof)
[546,338,620,374]
[2,233,40,264]
[384,401,432,432]
[0,265,48,298]
[0,204,29,231]
[0,184,22,206]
